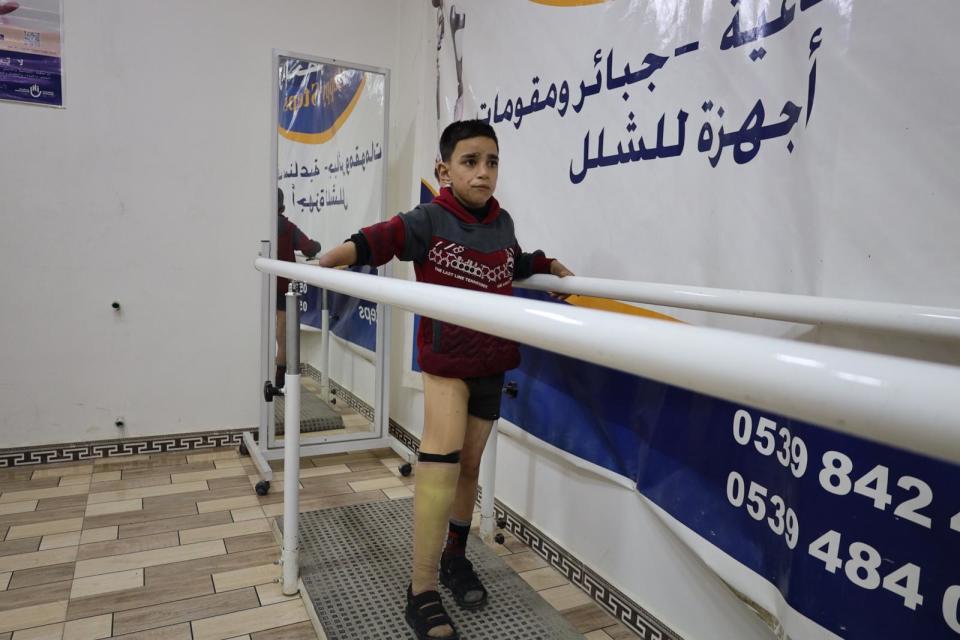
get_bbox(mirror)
[270,52,389,448]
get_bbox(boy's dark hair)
[439,120,498,161]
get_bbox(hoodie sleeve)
[358,206,433,266]
[512,245,555,280]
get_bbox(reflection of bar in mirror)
[0,0,61,57]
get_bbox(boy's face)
[437,136,499,209]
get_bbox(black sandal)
[405,585,461,640]
[440,554,488,609]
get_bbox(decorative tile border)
[0,429,244,468]
[300,363,375,422]
[387,420,680,640]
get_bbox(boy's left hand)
[548,260,574,300]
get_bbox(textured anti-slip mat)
[294,498,585,639]
[274,387,344,434]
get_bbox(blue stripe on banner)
[504,287,960,639]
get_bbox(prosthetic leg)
[407,450,462,640]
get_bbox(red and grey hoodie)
[354,187,554,378]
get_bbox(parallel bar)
[515,274,960,340]
[254,258,960,463]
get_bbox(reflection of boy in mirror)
[275,188,321,389]
[314,121,573,640]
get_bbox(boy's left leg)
[449,415,494,525]
[440,373,502,609]
[440,414,493,608]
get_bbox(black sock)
[443,520,471,558]
[275,365,286,388]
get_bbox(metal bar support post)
[320,289,330,402]
[281,282,301,595]
[479,420,498,543]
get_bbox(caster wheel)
[239,443,249,456]
[497,517,507,529]
[255,480,270,496]
[399,462,413,477]
[494,533,505,545]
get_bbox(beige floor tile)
[57,477,91,488]
[538,583,593,611]
[519,566,568,591]
[381,486,413,500]
[11,622,63,640]
[89,477,171,495]
[171,469,245,484]
[223,533,277,556]
[249,621,317,640]
[77,532,179,562]
[197,497,260,514]
[39,532,82,551]
[253,583,296,606]
[109,622,191,640]
[562,602,617,634]
[186,452,238,464]
[70,569,144,599]
[61,615,111,640]
[6,563,74,591]
[0,573,9,590]
[31,467,93,481]
[213,460,245,470]
[118,512,232,540]
[230,508,265,523]
[0,601,68,633]
[0,547,78,573]
[73,540,226,579]
[340,415,369,428]
[89,472,121,484]
[7,520,83,547]
[346,477,403,492]
[0,487,90,505]
[0,537,42,557]
[225,636,250,640]
[191,599,308,640]
[584,631,614,640]
[83,500,142,518]
[78,528,117,546]
[179,520,270,545]
[85,482,208,506]
[211,563,278,593]
[297,465,350,479]
[0,502,38,516]
[502,551,548,573]
[111,588,259,636]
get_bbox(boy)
[315,120,572,639]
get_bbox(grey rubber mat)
[295,499,585,639]
[275,388,344,434]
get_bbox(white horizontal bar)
[515,275,960,340]
[255,258,960,463]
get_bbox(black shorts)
[464,373,506,421]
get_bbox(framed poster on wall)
[0,0,63,107]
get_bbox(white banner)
[427,2,960,639]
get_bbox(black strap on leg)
[418,450,461,463]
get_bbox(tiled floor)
[0,446,639,640]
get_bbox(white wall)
[0,0,419,448]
